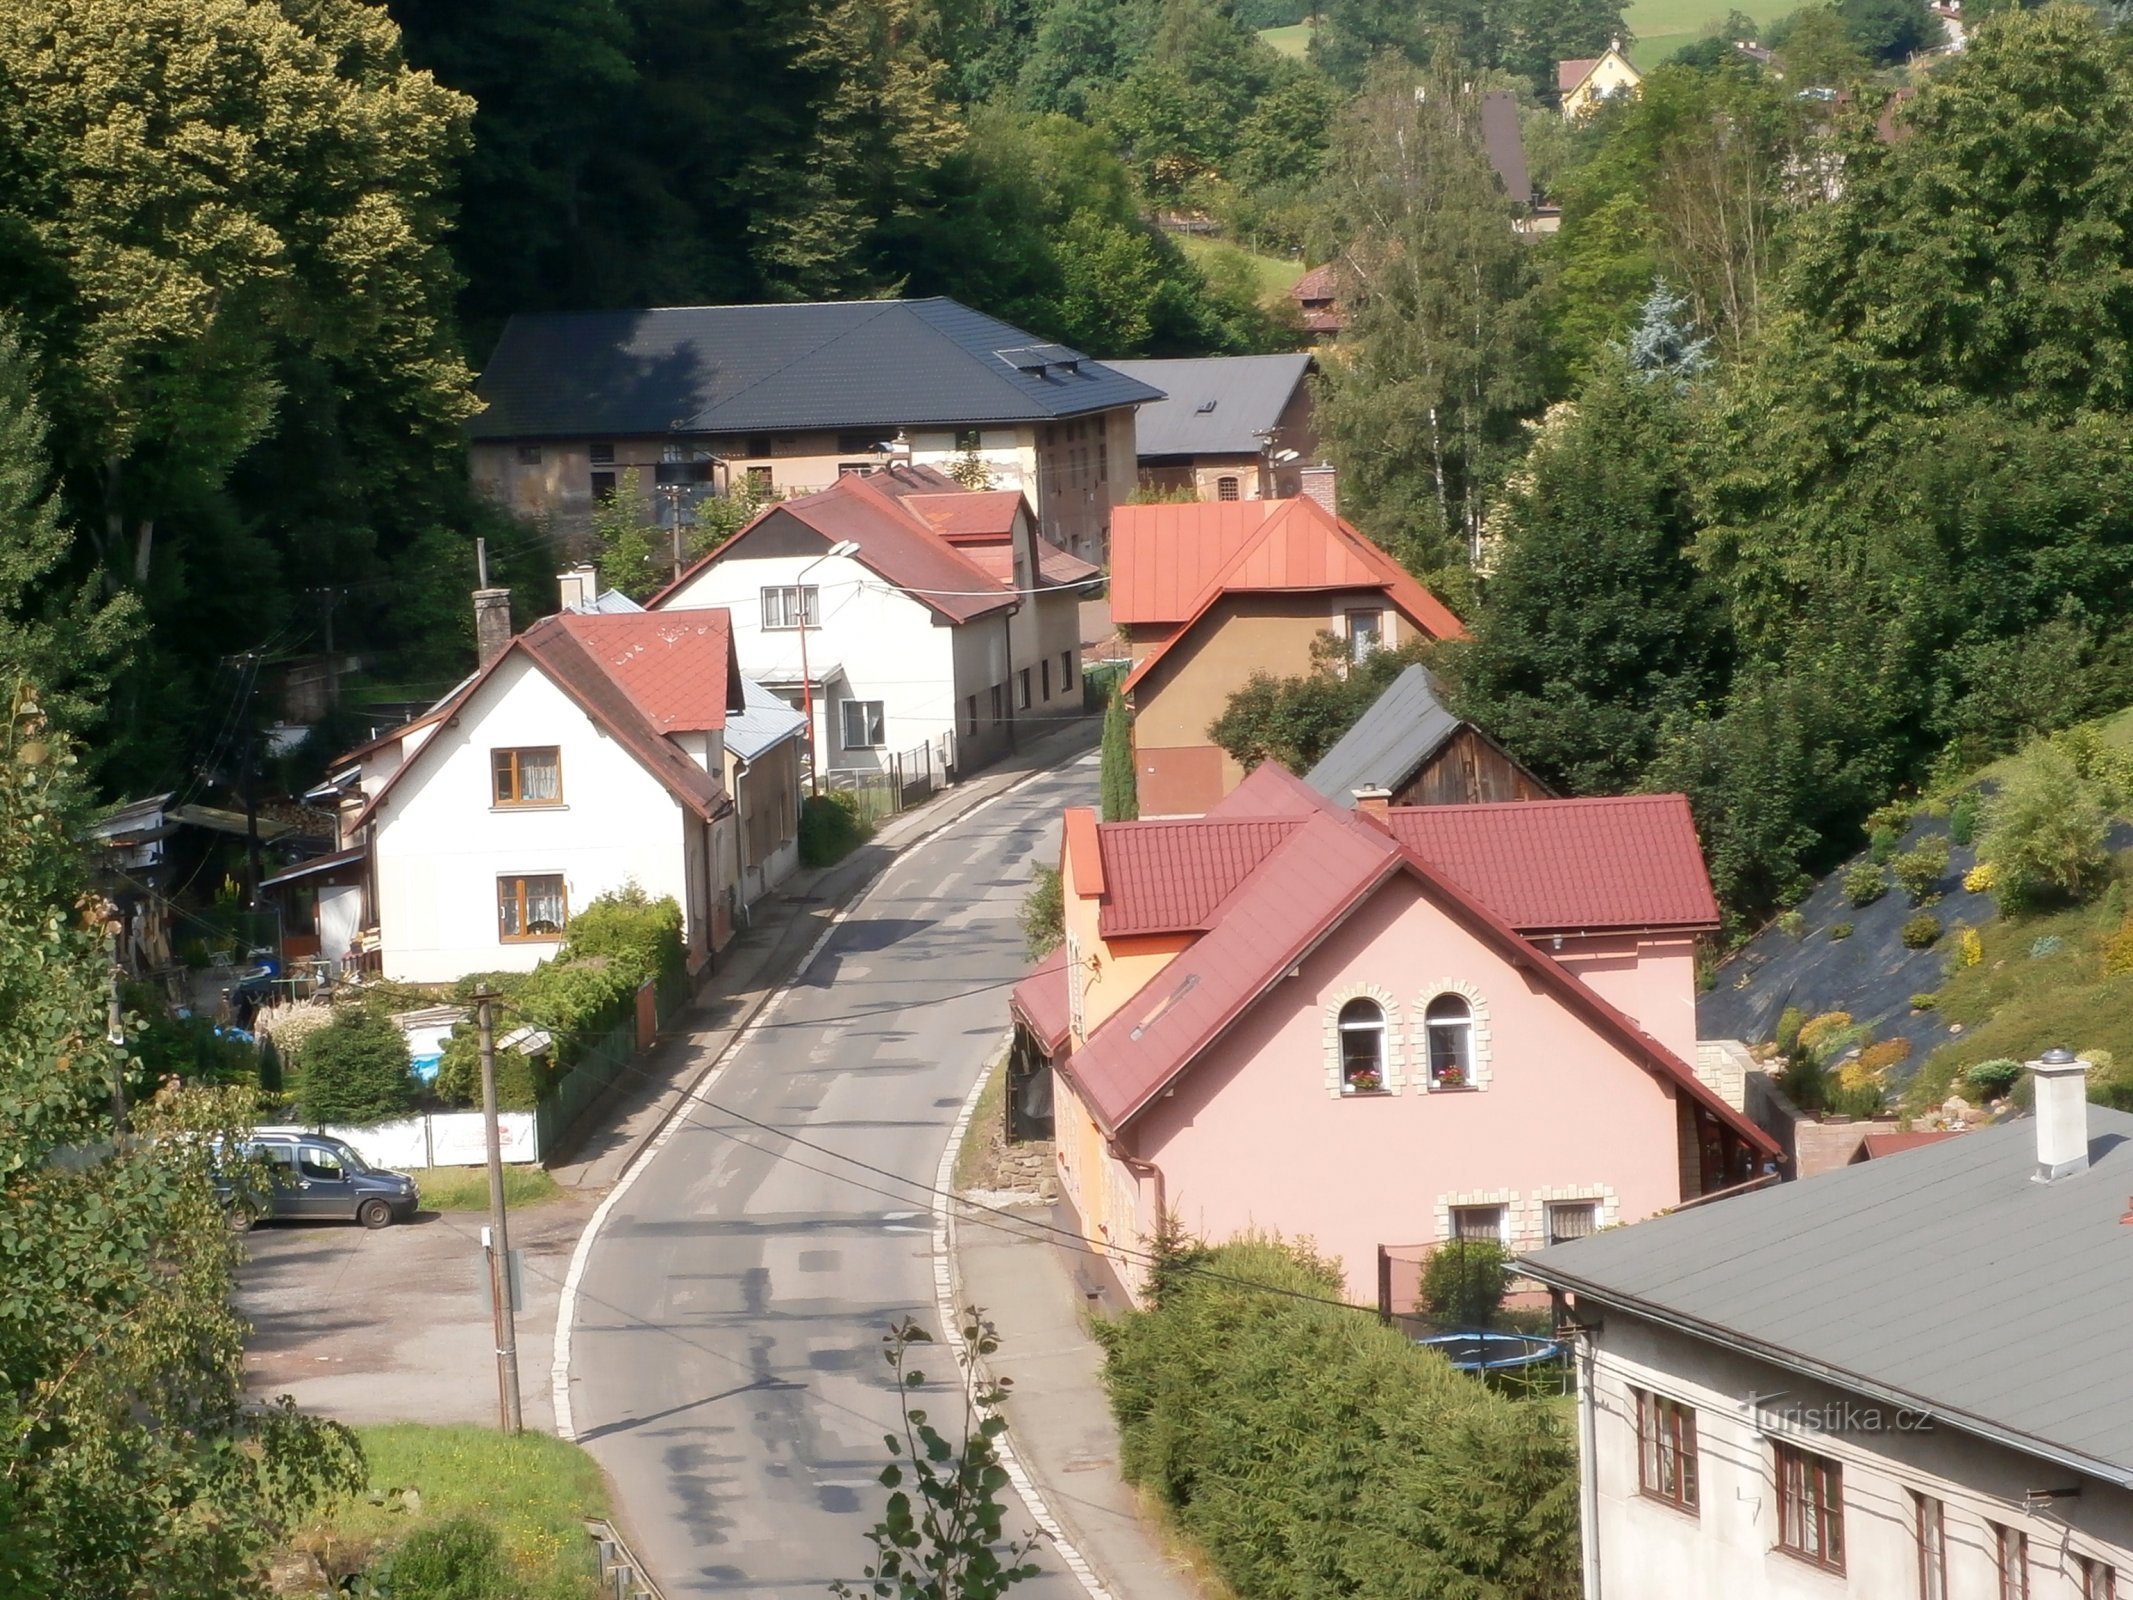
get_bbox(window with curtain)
[498,874,568,941]
[1336,998,1387,1092]
[1776,1444,1844,1573]
[1425,993,1475,1087]
[492,747,562,805]
[1992,1524,2029,1600]
[1634,1389,1699,1513]
[1915,1493,1946,1600]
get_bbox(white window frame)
[1424,992,1477,1089]
[761,584,819,630]
[1336,998,1389,1094]
[841,699,886,750]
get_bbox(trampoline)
[1415,1330,1563,1372]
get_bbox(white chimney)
[557,563,599,613]
[2029,1048,2091,1182]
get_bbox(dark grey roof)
[1105,354,1312,459]
[471,298,1164,441]
[1304,665,1461,805]
[1525,1110,2133,1485]
[1480,91,1531,206]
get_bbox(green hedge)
[799,791,870,867]
[1095,1238,1579,1600]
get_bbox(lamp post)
[798,539,860,797]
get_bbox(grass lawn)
[410,1164,564,1211]
[1625,0,1763,66]
[1179,235,1306,305]
[955,1053,1010,1191]
[1258,20,1314,57]
[288,1424,610,1598]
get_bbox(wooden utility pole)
[476,988,523,1434]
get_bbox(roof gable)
[470,298,1164,441]
[1094,818,1306,937]
[1305,664,1463,801]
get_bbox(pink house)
[1013,765,1780,1307]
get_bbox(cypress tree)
[1100,685,1138,822]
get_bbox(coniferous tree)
[1100,685,1138,821]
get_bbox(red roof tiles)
[1559,56,1599,92]
[1011,946,1072,1054]
[554,610,741,734]
[1094,819,1304,937]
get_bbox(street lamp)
[798,539,860,797]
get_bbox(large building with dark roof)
[468,297,1163,563]
[1106,353,1317,502]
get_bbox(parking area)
[234,1194,595,1432]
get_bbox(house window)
[837,461,876,478]
[761,585,819,630]
[746,464,773,492]
[1019,668,1032,710]
[955,427,982,451]
[1633,1390,1698,1514]
[1775,1443,1844,1573]
[1060,651,1074,691]
[1216,475,1240,501]
[1347,610,1384,662]
[1546,1200,1598,1244]
[991,683,1005,721]
[516,445,543,465]
[1041,659,1052,701]
[965,695,979,736]
[497,874,567,942]
[588,442,615,465]
[590,470,617,501]
[1449,1204,1505,1243]
[1098,439,1109,482]
[1336,999,1387,1093]
[1425,993,1475,1088]
[841,699,885,750]
[1915,1493,1947,1600]
[492,747,562,806]
[2080,1556,2117,1600]
[1992,1524,2028,1600]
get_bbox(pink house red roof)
[554,610,741,734]
[1094,818,1304,937]
[1388,795,1720,933]
[1010,946,1072,1054]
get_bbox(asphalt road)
[567,752,1095,1599]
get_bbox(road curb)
[549,737,1089,1443]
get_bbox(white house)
[650,464,1096,783]
[1526,1055,2133,1600]
[345,609,747,984]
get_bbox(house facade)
[651,466,1094,784]
[1306,663,1551,806]
[1527,1074,2133,1600]
[1106,354,1318,503]
[1110,497,1467,816]
[466,298,1158,564]
[1560,44,1642,118]
[341,610,748,984]
[1014,764,1778,1306]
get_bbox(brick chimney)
[1352,786,1391,827]
[1299,464,1339,516]
[2029,1047,2091,1182]
[557,563,599,613]
[473,587,513,667]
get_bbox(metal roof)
[727,677,808,764]
[1525,1111,2133,1485]
[1105,354,1313,459]
[470,298,1163,440]
[1305,664,1464,804]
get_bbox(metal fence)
[533,968,691,1159]
[825,739,945,825]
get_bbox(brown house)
[1111,497,1466,817]
[1303,664,1550,807]
[1290,264,1344,340]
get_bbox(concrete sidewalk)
[549,715,1099,1192]
[957,1206,1212,1600]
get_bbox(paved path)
[566,750,1100,1599]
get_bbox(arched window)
[1338,998,1387,1092]
[1425,994,1475,1088]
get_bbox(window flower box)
[1343,1069,1384,1095]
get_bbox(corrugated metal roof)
[1109,500,1279,625]
[1388,795,1719,932]
[1094,819,1305,937]
[555,610,741,734]
[471,298,1163,440]
[1106,355,1313,458]
[1010,946,1071,1055]
[1525,1112,2133,1483]
[1304,664,1463,803]
[727,676,807,764]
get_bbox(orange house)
[1109,497,1466,817]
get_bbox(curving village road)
[564,752,1096,1599]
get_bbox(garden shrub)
[1868,825,1901,865]
[1966,1059,2023,1100]
[1949,791,1980,847]
[1797,1012,1854,1054]
[560,882,685,995]
[1909,992,1937,1011]
[1855,1038,1912,1076]
[1780,1053,1827,1111]
[1828,1080,1887,1118]
[129,1014,257,1089]
[1900,913,1942,949]
[1866,799,1915,837]
[1419,1239,1511,1329]
[1978,740,2111,912]
[1777,909,1805,938]
[1891,835,1950,903]
[1829,921,1854,940]
[1095,1237,1579,1600]
[382,1516,510,1600]
[799,791,870,867]
[2103,918,2133,978]
[1843,862,1888,907]
[297,1009,415,1125]
[1963,861,1997,894]
[1775,1006,1807,1053]
[1020,864,1064,960]
[1958,926,1983,967]
[256,1001,336,1070]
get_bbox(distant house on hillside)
[1306,664,1551,807]
[1290,263,1344,340]
[1110,496,1465,816]
[1013,762,1777,1306]
[1106,354,1318,503]
[1559,42,1642,117]
[466,297,1161,564]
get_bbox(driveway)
[563,752,1097,1598]
[236,1197,594,1431]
